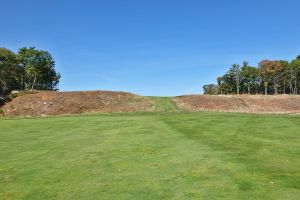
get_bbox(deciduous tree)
[259,60,283,95]
[240,61,259,94]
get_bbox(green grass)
[149,97,180,112]
[1,112,300,199]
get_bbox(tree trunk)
[264,82,268,95]
[236,83,239,95]
[31,72,36,91]
[248,85,250,94]
[265,86,268,95]
[283,81,286,94]
[274,80,278,95]
[21,75,24,90]
[295,77,298,95]
[290,71,294,94]
[255,84,258,94]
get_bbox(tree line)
[203,55,300,95]
[0,47,60,101]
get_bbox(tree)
[240,61,259,94]
[229,64,241,94]
[202,54,300,95]
[18,47,40,90]
[289,56,300,94]
[217,74,235,95]
[17,47,60,91]
[278,60,289,94]
[0,48,22,98]
[259,60,284,95]
[203,84,218,95]
[0,46,60,103]
[216,77,224,94]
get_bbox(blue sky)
[1,0,300,96]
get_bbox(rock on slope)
[2,91,154,116]
[173,95,300,114]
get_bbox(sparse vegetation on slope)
[1,91,154,116]
[2,92,300,116]
[173,95,300,114]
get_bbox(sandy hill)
[1,91,154,116]
[2,92,300,117]
[173,95,300,114]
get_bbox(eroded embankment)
[1,91,154,116]
[173,95,300,114]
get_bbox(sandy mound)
[1,91,154,116]
[173,95,300,114]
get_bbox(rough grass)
[1,112,300,199]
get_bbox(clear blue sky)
[1,0,300,96]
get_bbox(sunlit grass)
[0,112,299,199]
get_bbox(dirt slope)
[2,92,300,116]
[173,95,300,114]
[1,91,154,116]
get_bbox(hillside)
[2,92,300,117]
[173,95,300,114]
[1,91,154,116]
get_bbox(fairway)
[1,112,300,199]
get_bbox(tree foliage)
[0,48,21,98]
[240,62,259,94]
[0,47,60,100]
[203,84,218,95]
[204,55,300,95]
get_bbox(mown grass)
[148,97,180,112]
[0,112,300,199]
